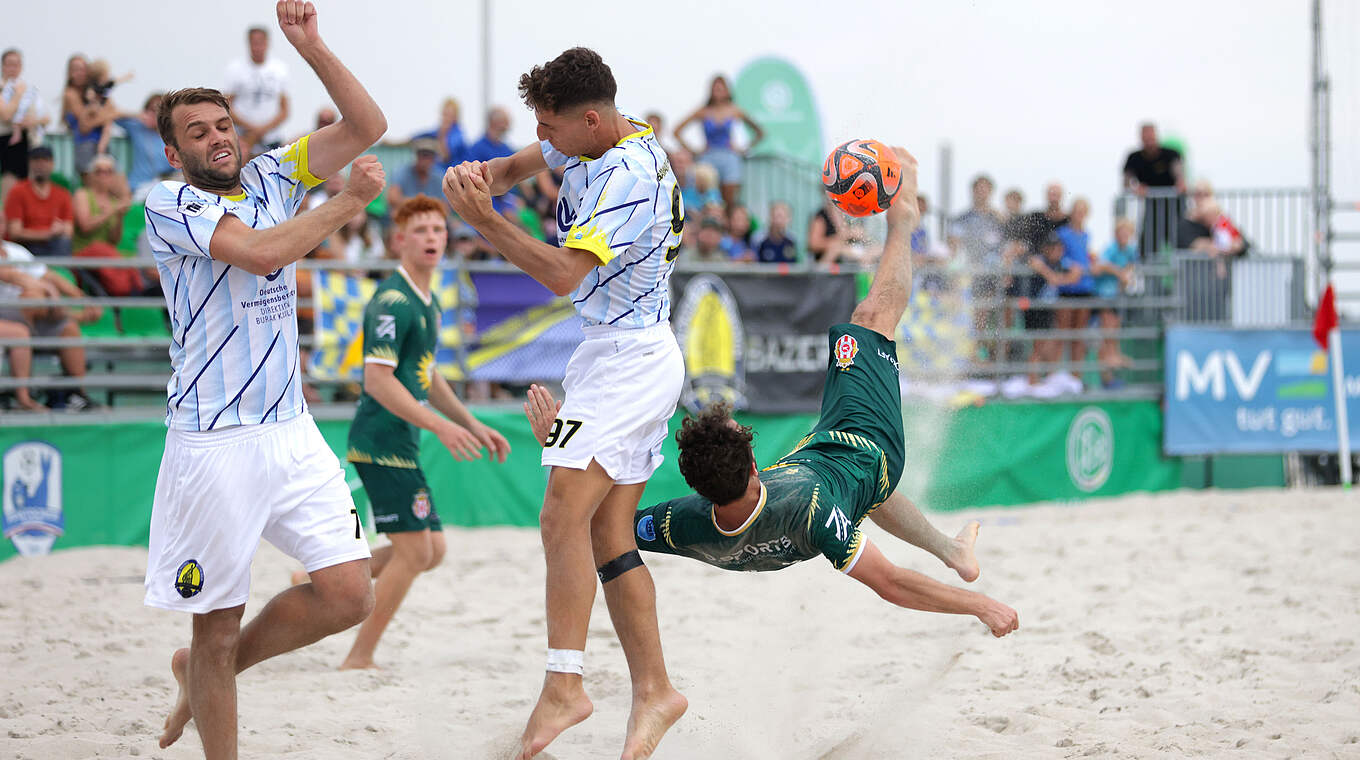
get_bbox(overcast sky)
[11,0,1359,303]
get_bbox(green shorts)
[354,463,443,534]
[812,323,906,498]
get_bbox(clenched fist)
[342,155,386,205]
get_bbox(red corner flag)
[1314,284,1338,350]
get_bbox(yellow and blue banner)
[311,268,475,381]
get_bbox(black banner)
[669,272,858,413]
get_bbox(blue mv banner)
[1164,326,1360,455]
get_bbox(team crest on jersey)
[412,489,431,520]
[2,441,63,556]
[834,334,859,370]
[637,514,656,542]
[377,314,396,340]
[175,559,204,599]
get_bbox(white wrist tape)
[546,648,585,675]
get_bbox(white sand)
[2,488,1358,759]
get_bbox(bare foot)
[158,648,192,749]
[519,676,594,759]
[620,687,688,760]
[338,654,380,671]
[945,522,981,582]
[14,395,46,411]
[289,569,309,586]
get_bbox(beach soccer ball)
[821,139,901,217]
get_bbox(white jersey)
[223,57,289,145]
[145,135,323,432]
[544,117,682,329]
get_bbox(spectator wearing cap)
[388,138,447,211]
[753,201,798,264]
[4,145,72,258]
[693,214,747,262]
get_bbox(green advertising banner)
[903,401,1184,510]
[0,401,1184,561]
[733,56,824,167]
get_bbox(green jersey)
[347,268,442,470]
[633,431,892,573]
[633,323,906,574]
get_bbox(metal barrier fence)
[0,250,1314,405]
[1113,187,1314,261]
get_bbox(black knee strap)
[597,550,644,584]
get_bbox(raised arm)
[848,539,1019,637]
[274,0,387,179]
[480,143,548,197]
[443,164,596,296]
[208,155,384,275]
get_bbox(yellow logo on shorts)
[175,559,204,599]
[412,490,431,520]
[834,334,859,370]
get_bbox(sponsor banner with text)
[670,271,858,413]
[1164,327,1360,455]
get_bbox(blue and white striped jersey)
[544,118,683,328]
[145,135,324,431]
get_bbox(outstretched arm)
[479,144,549,197]
[275,0,387,179]
[207,155,384,275]
[443,164,596,295]
[847,539,1018,637]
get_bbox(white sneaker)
[1000,375,1031,399]
[1031,375,1064,399]
[963,379,998,397]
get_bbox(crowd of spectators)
[0,21,1256,408]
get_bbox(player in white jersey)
[442,48,687,760]
[142,4,389,759]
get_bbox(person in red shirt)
[4,145,73,257]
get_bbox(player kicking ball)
[525,145,1019,638]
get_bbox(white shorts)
[543,322,684,484]
[143,413,371,614]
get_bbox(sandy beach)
[2,487,1358,759]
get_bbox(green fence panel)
[0,400,1187,561]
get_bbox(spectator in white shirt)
[223,26,290,157]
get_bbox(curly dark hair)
[518,47,617,113]
[675,403,755,505]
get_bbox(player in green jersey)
[525,146,1018,638]
[338,194,511,669]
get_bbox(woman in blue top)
[60,55,114,176]
[1091,217,1138,386]
[1054,198,1095,377]
[676,75,764,209]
